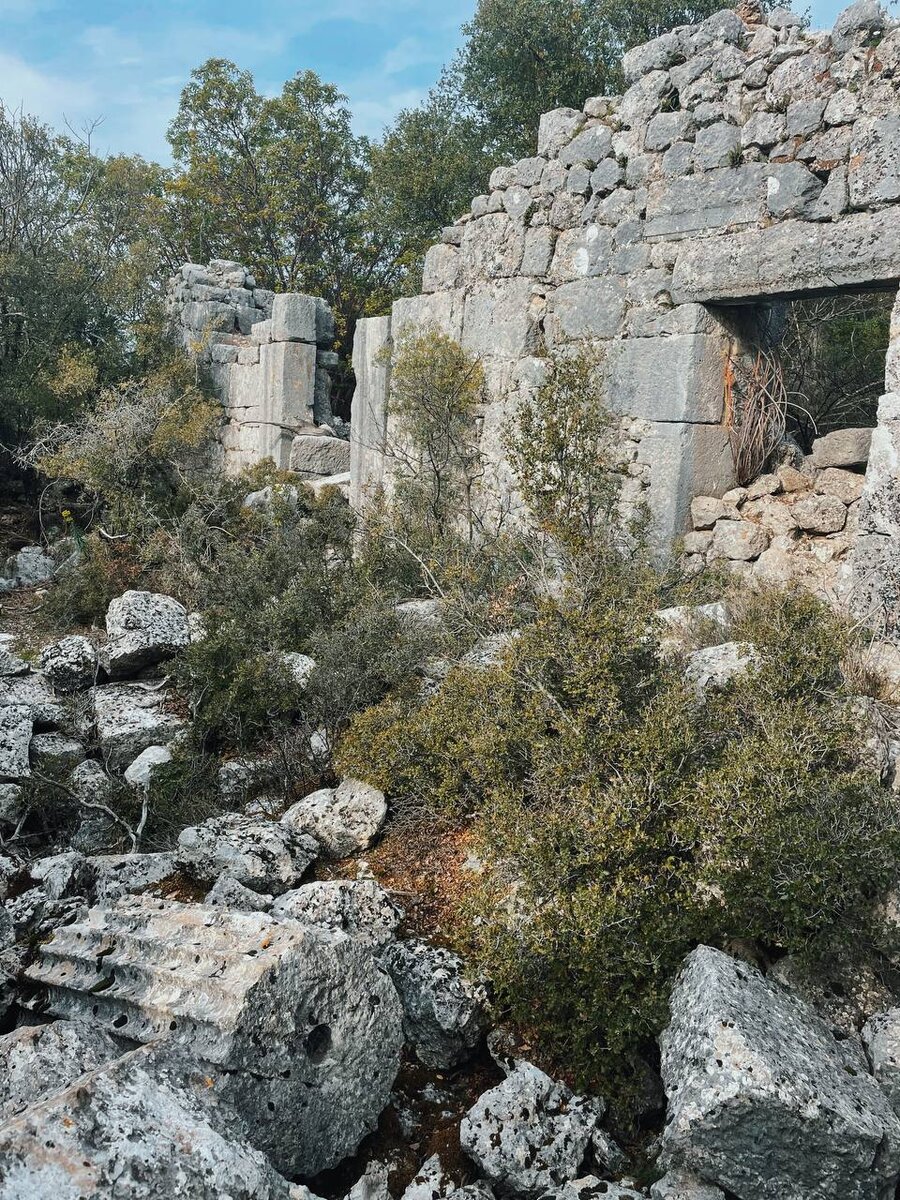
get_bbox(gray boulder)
[864,1008,900,1117]
[290,432,352,478]
[271,879,401,949]
[684,642,759,697]
[811,427,872,469]
[177,812,318,894]
[92,683,186,769]
[29,731,85,774]
[0,1019,121,1122]
[545,1182,645,1200]
[832,0,890,50]
[205,873,273,912]
[105,589,191,677]
[39,634,99,691]
[460,1062,611,1197]
[0,672,65,726]
[0,783,23,828]
[0,643,29,677]
[0,544,55,591]
[123,743,172,789]
[659,945,900,1200]
[90,851,177,902]
[650,1176,725,1200]
[382,938,490,1068]
[0,706,31,780]
[281,778,387,858]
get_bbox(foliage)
[339,580,900,1091]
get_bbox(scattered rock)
[709,520,769,561]
[123,743,173,789]
[684,642,759,696]
[177,812,318,894]
[0,706,32,780]
[105,590,191,677]
[40,634,99,691]
[29,731,85,774]
[659,945,900,1199]
[0,783,23,827]
[811,428,872,469]
[280,651,317,688]
[281,778,387,859]
[92,683,186,769]
[271,879,401,949]
[791,492,847,534]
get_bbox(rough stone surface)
[812,427,873,469]
[660,945,900,1200]
[0,545,55,591]
[123,744,172,789]
[105,590,191,677]
[461,1063,610,1197]
[92,683,186,770]
[0,1019,121,1122]
[684,642,758,696]
[290,432,352,478]
[39,634,99,691]
[864,1008,900,1117]
[281,778,387,858]
[650,1175,725,1200]
[791,492,848,534]
[709,520,769,561]
[29,732,85,774]
[90,852,177,902]
[177,812,319,894]
[382,938,490,1068]
[0,706,32,781]
[271,879,401,949]
[25,896,405,1176]
[205,873,273,912]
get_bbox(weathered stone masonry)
[351,1,900,569]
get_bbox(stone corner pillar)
[350,315,393,511]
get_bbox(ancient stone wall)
[351,1,900,560]
[167,261,346,475]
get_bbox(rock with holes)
[382,939,490,1068]
[460,1062,612,1197]
[683,642,759,697]
[105,590,191,678]
[650,1175,725,1200]
[0,1040,296,1199]
[40,634,99,692]
[0,706,31,781]
[177,812,319,895]
[24,896,404,1176]
[89,852,177,903]
[544,1181,646,1200]
[0,1019,121,1122]
[281,778,387,858]
[271,879,401,949]
[659,945,900,1200]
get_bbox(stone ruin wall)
[166,260,350,481]
[350,0,900,623]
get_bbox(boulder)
[650,1176,725,1200]
[29,731,85,774]
[25,896,405,1176]
[811,428,872,469]
[863,1008,900,1117]
[0,1019,121,1122]
[791,492,847,534]
[280,651,317,688]
[92,683,186,770]
[105,590,191,677]
[461,1062,612,1197]
[0,706,32,781]
[0,783,23,828]
[0,544,55,591]
[0,1041,296,1200]
[0,673,65,726]
[290,433,352,478]
[0,644,28,677]
[30,850,92,901]
[832,0,890,50]
[815,467,866,505]
[659,945,900,1199]
[708,520,769,561]
[123,744,172,789]
[690,497,727,529]
[205,874,273,912]
[281,778,387,859]
[544,1183,645,1200]
[243,483,300,513]
[271,879,401,949]
[89,852,177,903]
[684,642,759,696]
[39,634,99,691]
[382,938,490,1068]
[177,812,319,894]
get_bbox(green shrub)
[338,582,900,1093]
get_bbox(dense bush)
[339,579,900,1090]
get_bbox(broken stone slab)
[105,590,191,677]
[382,938,490,1068]
[0,1040,296,1200]
[177,812,319,894]
[89,852,177,903]
[39,634,99,692]
[205,873,273,911]
[0,1019,122,1122]
[0,706,32,781]
[281,778,387,859]
[29,731,85,774]
[25,895,405,1176]
[92,682,186,770]
[271,879,401,949]
[461,1062,613,1197]
[864,1009,900,1117]
[123,743,172,790]
[659,945,900,1200]
[289,432,352,478]
[811,427,872,469]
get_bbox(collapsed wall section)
[167,260,347,476]
[351,1,900,561]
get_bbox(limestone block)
[271,292,318,343]
[815,467,866,504]
[766,162,823,218]
[693,122,741,170]
[0,672,65,727]
[29,732,85,774]
[832,0,891,51]
[709,519,769,560]
[0,1019,121,1122]
[741,111,785,149]
[393,289,466,342]
[382,938,490,1068]
[89,852,178,902]
[623,29,688,83]
[423,243,461,292]
[559,124,613,168]
[672,210,900,303]
[106,590,190,677]
[608,334,728,423]
[514,156,547,187]
[545,277,626,342]
[0,1041,295,1200]
[538,108,586,158]
[521,226,556,277]
[645,165,768,238]
[271,879,401,950]
[462,279,544,358]
[281,778,387,859]
[39,634,98,692]
[0,706,31,781]
[92,684,186,770]
[684,641,759,696]
[691,496,727,528]
[811,427,872,468]
[0,782,23,827]
[619,71,677,130]
[25,896,404,1175]
[660,945,900,1199]
[651,1174,726,1200]
[645,111,696,152]
[549,224,613,281]
[849,116,900,207]
[349,319,392,512]
[888,291,900,393]
[289,432,351,478]
[260,340,318,460]
[461,213,525,281]
[177,812,318,894]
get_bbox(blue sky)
[0,0,854,162]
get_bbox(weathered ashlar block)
[351,0,900,566]
[24,895,404,1177]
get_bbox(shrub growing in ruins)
[339,582,900,1093]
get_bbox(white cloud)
[381,36,437,76]
[0,51,96,126]
[351,87,426,138]
[80,25,144,66]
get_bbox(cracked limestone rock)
[105,590,191,677]
[39,634,99,692]
[177,812,319,895]
[659,945,900,1200]
[281,778,387,858]
[382,938,490,1068]
[271,879,401,949]
[0,1019,121,1122]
